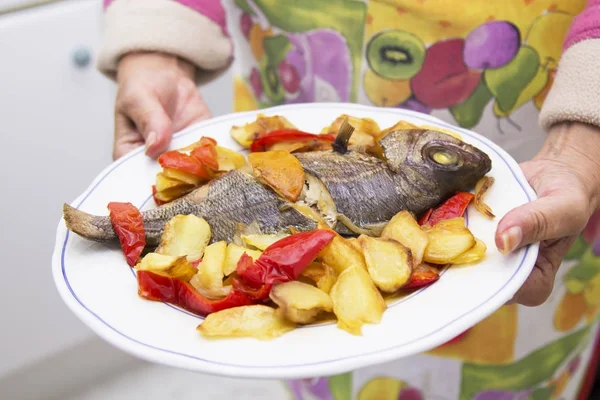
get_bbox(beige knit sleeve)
[540,39,600,130]
[96,0,233,80]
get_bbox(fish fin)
[336,214,386,237]
[332,117,355,154]
[63,203,116,242]
[362,221,388,237]
[232,221,262,246]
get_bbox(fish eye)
[423,145,463,170]
[432,149,458,165]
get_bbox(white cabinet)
[0,0,233,378]
[0,0,112,378]
[0,0,57,14]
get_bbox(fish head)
[380,129,492,191]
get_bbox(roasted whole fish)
[63,127,492,246]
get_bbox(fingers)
[113,53,210,160]
[116,91,173,159]
[507,266,554,307]
[171,78,213,132]
[113,113,143,160]
[507,236,577,306]
[495,194,589,254]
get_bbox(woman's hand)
[496,122,600,306]
[113,52,211,160]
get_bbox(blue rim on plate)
[53,103,538,379]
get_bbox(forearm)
[541,122,600,213]
[97,0,233,80]
[540,0,600,130]
[116,52,196,83]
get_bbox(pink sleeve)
[540,0,600,130]
[563,0,600,49]
[96,0,233,79]
[102,0,228,36]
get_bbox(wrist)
[116,51,197,82]
[542,122,600,211]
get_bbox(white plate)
[52,103,538,379]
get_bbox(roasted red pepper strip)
[235,230,336,299]
[191,145,218,171]
[190,258,202,268]
[151,185,167,206]
[190,137,219,171]
[137,270,255,317]
[231,273,273,300]
[403,264,440,289]
[417,209,433,225]
[158,151,212,179]
[178,136,217,153]
[107,202,146,267]
[250,129,336,152]
[419,192,475,226]
[198,136,217,146]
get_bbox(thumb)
[495,194,588,254]
[125,95,173,158]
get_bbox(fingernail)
[145,131,157,154]
[500,226,523,255]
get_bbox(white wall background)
[0,0,232,379]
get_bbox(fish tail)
[63,203,117,243]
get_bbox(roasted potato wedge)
[318,232,367,275]
[419,125,463,140]
[330,265,387,335]
[155,172,187,192]
[241,233,289,251]
[153,185,195,203]
[317,264,337,294]
[268,141,309,153]
[321,114,379,151]
[190,241,231,298]
[381,210,429,265]
[285,139,334,153]
[270,281,333,324]
[248,150,305,202]
[230,114,296,148]
[177,136,217,154]
[377,120,418,140]
[215,146,246,172]
[135,253,197,282]
[348,131,376,149]
[230,126,256,149]
[300,263,323,280]
[423,218,475,264]
[162,167,204,186]
[359,235,413,293]
[451,238,487,264]
[223,243,262,276]
[156,214,211,262]
[197,305,295,340]
[301,262,337,294]
[345,237,363,253]
[321,114,380,137]
[189,282,231,301]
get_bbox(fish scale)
[194,171,316,242]
[296,150,407,231]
